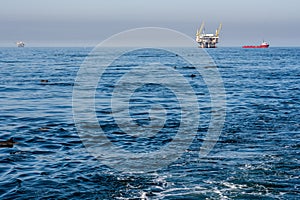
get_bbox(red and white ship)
[242,41,269,48]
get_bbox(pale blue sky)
[0,0,299,46]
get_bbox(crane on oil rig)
[196,22,222,48]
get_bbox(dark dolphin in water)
[0,138,17,148]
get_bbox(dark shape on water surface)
[39,79,75,86]
[0,137,18,148]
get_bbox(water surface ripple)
[0,47,299,199]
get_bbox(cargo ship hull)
[242,42,269,48]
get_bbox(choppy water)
[0,47,299,199]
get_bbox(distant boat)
[16,41,25,47]
[242,41,269,48]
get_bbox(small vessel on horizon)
[16,41,25,47]
[242,41,269,48]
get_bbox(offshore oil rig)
[196,22,222,48]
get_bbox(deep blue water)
[0,47,299,199]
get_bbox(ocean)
[0,47,299,199]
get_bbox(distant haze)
[0,0,299,47]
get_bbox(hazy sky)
[1,0,299,46]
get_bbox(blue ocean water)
[0,47,299,199]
